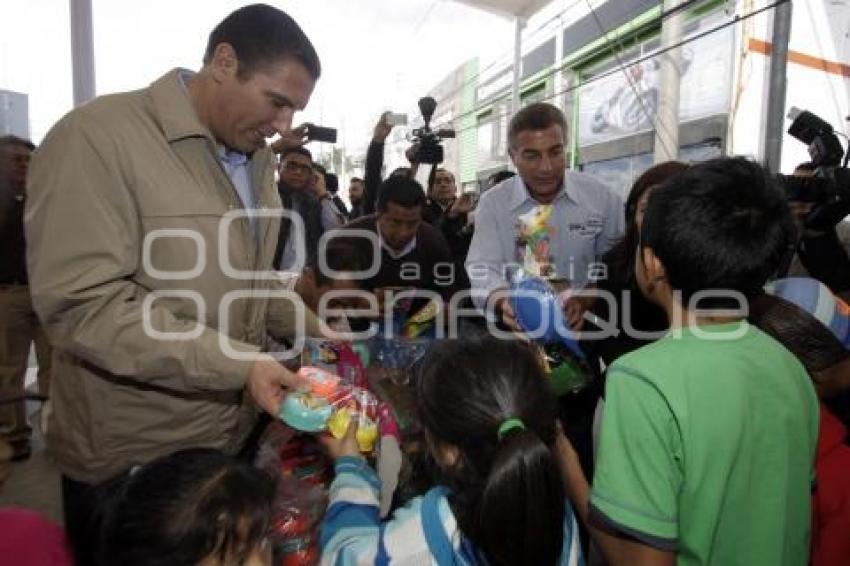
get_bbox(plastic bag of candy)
[269,473,327,566]
[300,339,368,389]
[279,366,381,454]
[255,422,331,486]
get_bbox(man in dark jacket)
[274,147,325,271]
[423,167,457,224]
[347,177,365,220]
[422,168,477,292]
[0,135,51,462]
[334,176,454,329]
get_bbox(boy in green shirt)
[558,157,819,565]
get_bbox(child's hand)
[321,419,362,460]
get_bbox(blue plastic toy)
[279,392,334,432]
[509,272,585,360]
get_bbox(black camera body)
[779,108,850,230]
[410,97,455,165]
[304,123,337,144]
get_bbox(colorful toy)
[279,393,334,433]
[278,367,339,432]
[509,272,584,360]
[326,388,380,453]
[351,341,371,368]
[402,298,441,338]
[539,343,590,395]
[298,366,339,398]
[269,479,324,566]
[301,340,368,388]
[279,366,382,453]
[326,407,379,453]
[514,205,556,278]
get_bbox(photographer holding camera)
[363,99,455,215]
[362,111,415,215]
[797,228,850,296]
[786,163,850,295]
[780,109,850,296]
[362,112,394,215]
[425,168,476,292]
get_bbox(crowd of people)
[1,3,849,565]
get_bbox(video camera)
[780,107,850,230]
[409,97,455,165]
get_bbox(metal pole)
[553,11,565,109]
[653,0,684,163]
[762,0,793,173]
[69,0,96,107]
[509,17,526,173]
[511,16,525,115]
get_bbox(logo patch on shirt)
[568,215,604,238]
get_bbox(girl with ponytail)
[320,336,582,565]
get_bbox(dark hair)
[350,177,364,184]
[280,146,313,163]
[605,161,688,286]
[641,157,794,308]
[203,4,321,80]
[389,166,412,178]
[487,170,516,189]
[97,448,275,566]
[308,241,364,287]
[749,294,849,374]
[415,337,565,565]
[312,162,326,175]
[793,161,816,174]
[508,103,567,149]
[0,135,35,152]
[376,175,426,212]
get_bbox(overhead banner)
[577,19,732,147]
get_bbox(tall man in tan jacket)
[25,5,325,562]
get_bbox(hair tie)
[497,418,526,441]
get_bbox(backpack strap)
[420,487,455,565]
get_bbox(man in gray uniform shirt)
[466,102,624,330]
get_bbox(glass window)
[576,14,733,148]
[581,140,722,197]
[521,82,547,106]
[477,113,495,168]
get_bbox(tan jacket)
[25,70,321,483]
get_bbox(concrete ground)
[0,367,63,524]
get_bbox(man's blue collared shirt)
[217,146,260,242]
[465,170,625,307]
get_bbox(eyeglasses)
[281,161,312,174]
